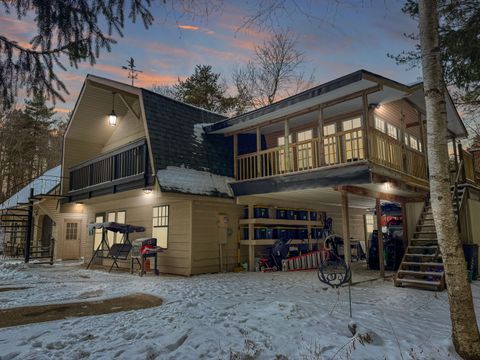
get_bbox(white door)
[62,220,82,259]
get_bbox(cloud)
[177,25,200,31]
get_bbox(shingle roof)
[141,89,234,197]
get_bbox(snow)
[157,166,234,197]
[193,123,210,144]
[0,259,478,359]
[0,166,61,210]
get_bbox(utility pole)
[122,57,143,86]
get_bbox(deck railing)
[69,139,148,192]
[235,128,428,181]
[236,128,366,181]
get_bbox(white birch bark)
[418,1,480,358]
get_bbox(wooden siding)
[190,200,243,275]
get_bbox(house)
[4,70,479,289]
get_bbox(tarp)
[87,222,145,234]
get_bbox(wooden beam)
[248,204,254,272]
[362,92,370,160]
[376,198,385,277]
[256,127,261,178]
[317,108,324,166]
[284,119,290,171]
[341,191,351,266]
[337,185,424,203]
[225,85,382,136]
[118,93,141,120]
[401,200,409,249]
[233,134,238,179]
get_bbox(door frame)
[61,218,83,260]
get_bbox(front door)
[62,220,82,259]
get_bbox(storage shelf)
[239,218,324,227]
[240,239,318,246]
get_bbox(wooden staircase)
[394,185,467,291]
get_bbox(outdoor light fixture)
[383,182,393,191]
[109,92,117,126]
[143,188,153,195]
[369,103,381,110]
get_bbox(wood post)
[233,134,238,180]
[452,137,459,174]
[247,204,255,272]
[24,188,34,263]
[341,191,351,265]
[376,198,385,277]
[362,92,370,159]
[256,128,261,177]
[317,108,324,166]
[401,200,409,249]
[284,119,290,171]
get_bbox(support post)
[284,119,290,172]
[24,188,34,263]
[376,198,385,277]
[341,191,351,265]
[256,127,261,177]
[401,200,409,249]
[233,134,238,180]
[452,137,459,174]
[362,92,370,160]
[317,108,324,166]
[248,204,255,272]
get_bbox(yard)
[0,260,478,360]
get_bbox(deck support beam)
[256,127,261,177]
[401,200,409,249]
[341,190,351,266]
[284,119,290,171]
[376,198,385,277]
[247,204,255,272]
[233,134,238,179]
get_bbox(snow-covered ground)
[0,260,478,360]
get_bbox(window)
[342,117,362,131]
[323,123,338,165]
[375,117,386,132]
[153,205,169,248]
[278,134,294,172]
[66,222,78,241]
[106,210,126,245]
[387,123,398,140]
[405,134,423,152]
[296,129,314,169]
[364,214,375,243]
[342,118,364,162]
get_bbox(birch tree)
[418,1,480,358]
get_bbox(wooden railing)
[236,128,365,181]
[236,128,428,181]
[69,139,148,192]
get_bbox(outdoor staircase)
[0,207,30,258]
[394,185,467,291]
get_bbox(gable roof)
[1,166,62,210]
[141,89,234,197]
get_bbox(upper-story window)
[323,124,336,136]
[278,134,293,172]
[277,134,293,146]
[342,117,362,131]
[405,134,422,152]
[323,123,337,165]
[375,117,386,132]
[296,129,314,170]
[387,123,399,140]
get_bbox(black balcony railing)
[69,139,148,192]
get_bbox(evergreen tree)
[173,65,239,114]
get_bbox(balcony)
[68,139,151,198]
[234,128,427,182]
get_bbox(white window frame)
[106,210,126,245]
[375,117,386,133]
[153,205,169,249]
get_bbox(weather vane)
[122,57,143,86]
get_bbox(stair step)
[408,245,438,249]
[398,270,444,277]
[396,278,441,287]
[402,261,444,267]
[405,253,438,258]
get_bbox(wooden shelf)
[239,218,324,227]
[240,239,317,246]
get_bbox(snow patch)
[193,123,209,144]
[157,166,234,197]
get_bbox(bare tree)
[418,1,480,358]
[233,31,312,111]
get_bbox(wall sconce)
[143,188,153,195]
[109,92,117,126]
[368,103,381,110]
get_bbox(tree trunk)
[418,1,480,358]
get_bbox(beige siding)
[191,200,243,275]
[373,99,421,138]
[81,189,192,276]
[102,111,145,153]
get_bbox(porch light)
[109,92,117,126]
[143,188,153,195]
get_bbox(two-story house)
[3,70,478,290]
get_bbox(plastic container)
[309,211,318,221]
[295,210,309,220]
[276,208,295,220]
[297,228,308,239]
[254,227,273,239]
[254,206,269,218]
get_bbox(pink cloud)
[177,25,200,31]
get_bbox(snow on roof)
[157,166,234,198]
[1,166,62,210]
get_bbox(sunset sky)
[1,1,421,115]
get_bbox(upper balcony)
[67,138,152,201]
